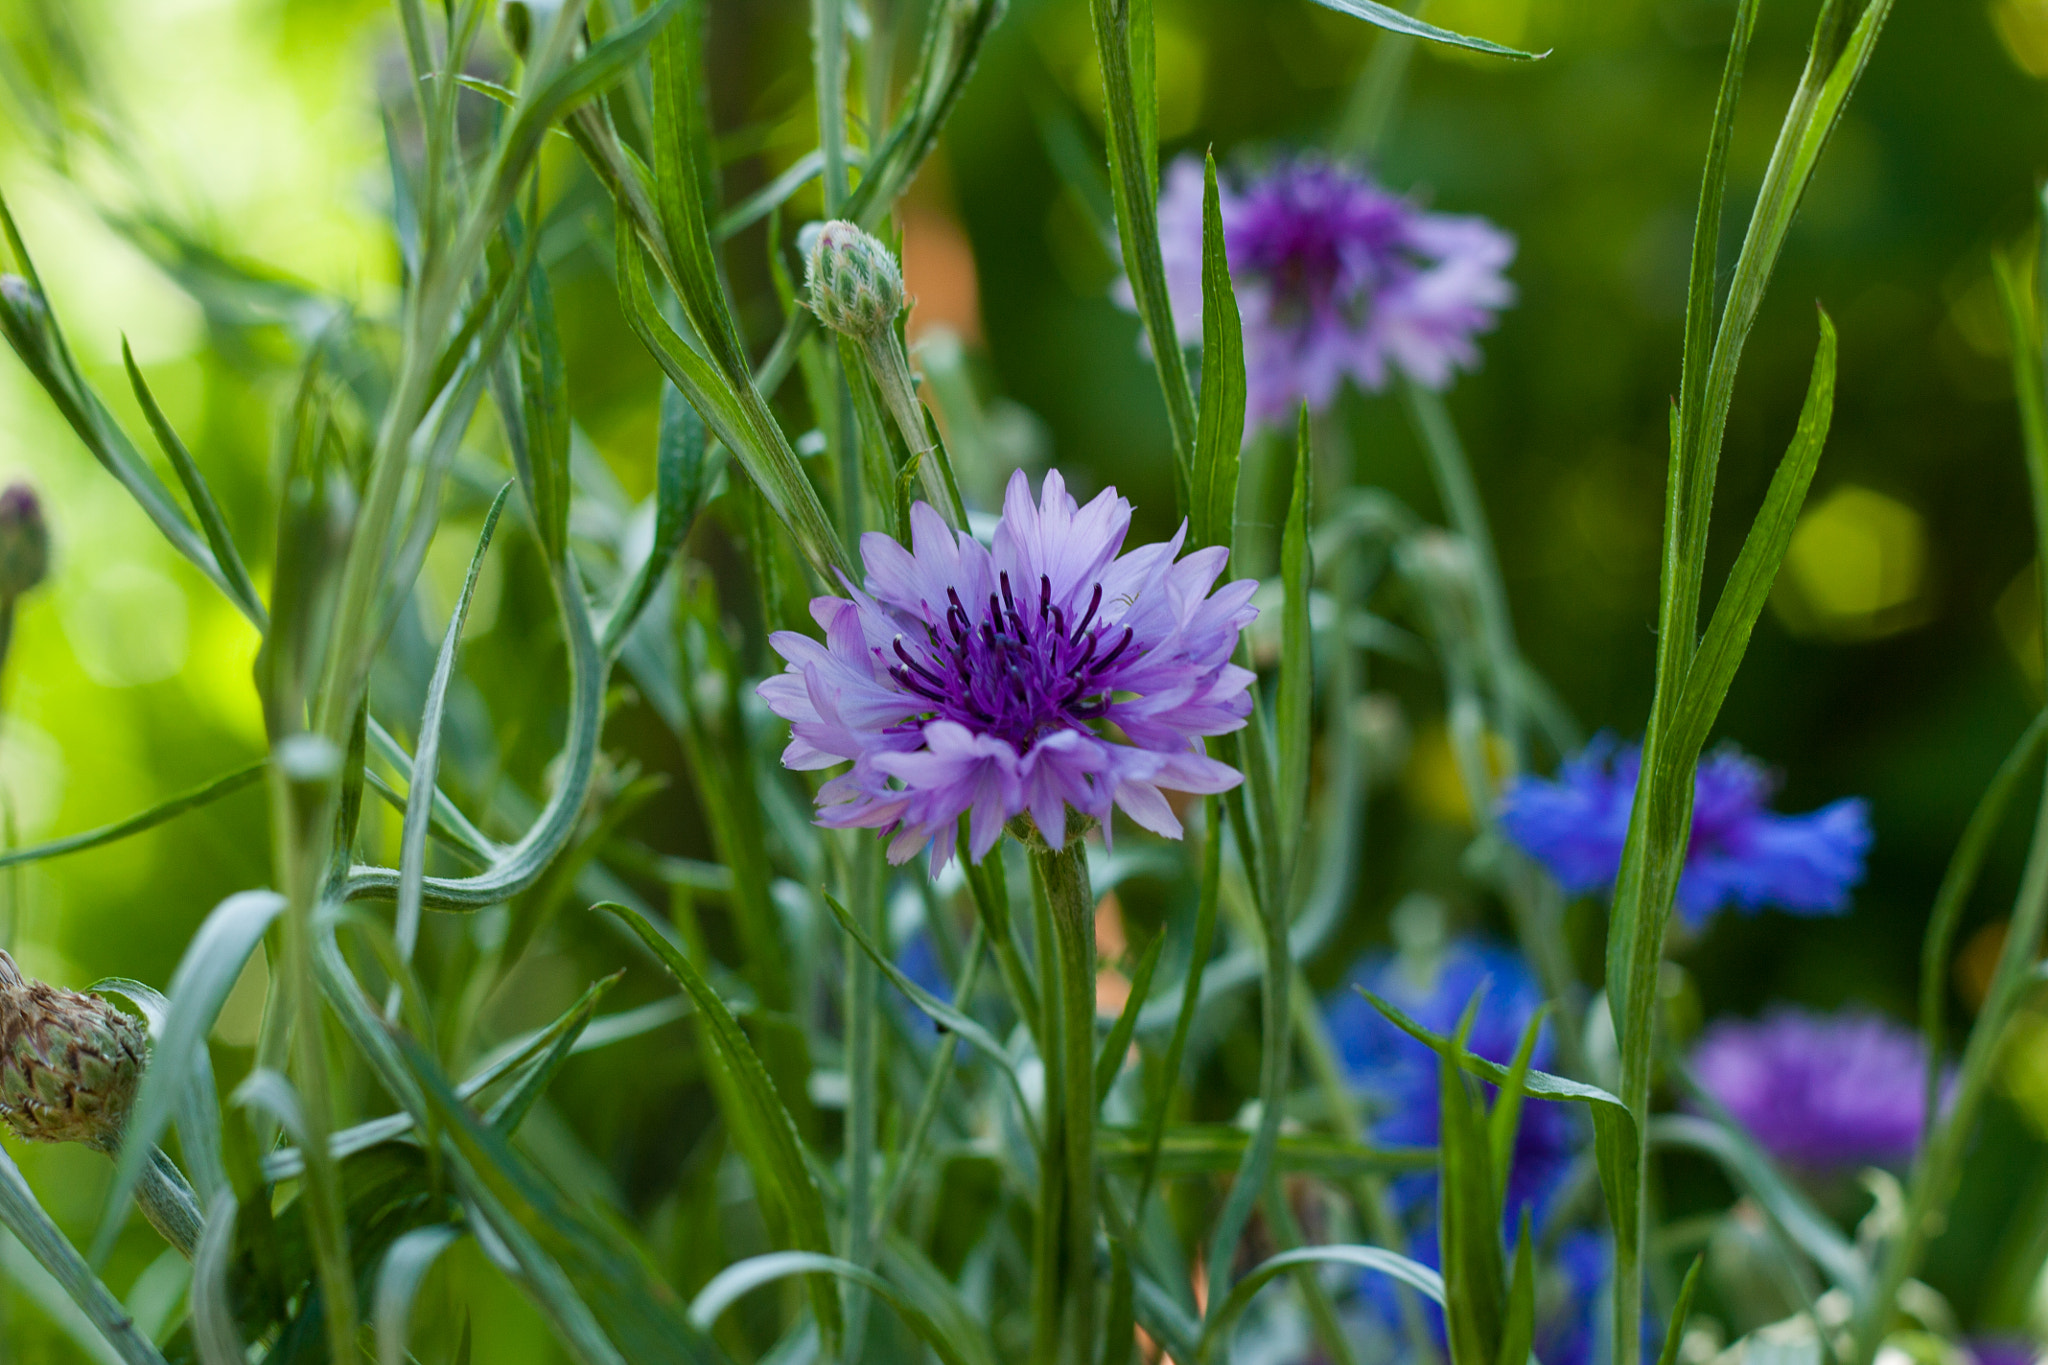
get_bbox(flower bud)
[0,484,49,602]
[803,220,904,340]
[0,951,148,1148]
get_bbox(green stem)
[841,835,882,1363]
[1031,837,1099,1365]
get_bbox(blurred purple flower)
[1496,735,1872,929]
[1325,937,1579,1227]
[1691,1007,1939,1171]
[1128,156,1515,433]
[758,470,1257,873]
[1969,1339,2045,1365]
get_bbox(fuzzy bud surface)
[804,220,905,339]
[0,951,148,1147]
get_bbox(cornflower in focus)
[1497,736,1872,929]
[758,470,1257,871]
[1128,156,1516,432]
[1691,1006,1941,1172]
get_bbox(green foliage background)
[0,0,2044,1353]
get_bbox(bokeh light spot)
[1772,485,1931,641]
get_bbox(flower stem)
[1030,837,1099,1365]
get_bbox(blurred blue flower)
[1691,1006,1942,1172]
[1496,735,1872,929]
[1128,156,1515,433]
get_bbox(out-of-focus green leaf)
[1306,0,1542,59]
[1100,1125,1434,1178]
[96,890,285,1266]
[1095,929,1164,1104]
[1190,153,1244,557]
[1135,802,1222,1203]
[1650,1112,1865,1296]
[0,1145,169,1365]
[374,1225,465,1365]
[1918,709,2048,1140]
[1197,1245,1443,1362]
[602,387,712,659]
[0,759,262,870]
[685,1252,972,1365]
[1439,996,1505,1365]
[90,979,225,1206]
[1487,1005,1550,1202]
[1496,1215,1535,1365]
[594,900,842,1349]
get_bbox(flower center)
[886,571,1136,751]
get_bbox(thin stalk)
[841,835,883,1363]
[1031,836,1100,1365]
[870,926,987,1244]
[813,0,850,213]
[1030,855,1067,1365]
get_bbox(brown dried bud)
[0,951,148,1148]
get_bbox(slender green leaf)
[90,979,225,1206]
[1089,0,1197,488]
[1135,796,1223,1205]
[1095,930,1164,1104]
[96,890,285,1266]
[1306,0,1542,59]
[1658,1254,1706,1365]
[397,485,509,967]
[1100,1125,1434,1178]
[0,1145,169,1365]
[593,900,843,1348]
[1670,313,1837,758]
[1496,1215,1535,1365]
[1190,153,1244,556]
[603,386,712,659]
[1277,407,1314,855]
[122,341,266,624]
[820,889,1033,1121]
[1439,994,1505,1365]
[686,1252,971,1365]
[1919,709,2048,1143]
[0,765,258,871]
[1197,1245,1444,1363]
[1487,1004,1550,1206]
[375,1225,465,1365]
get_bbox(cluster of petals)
[1497,735,1872,929]
[1134,155,1516,434]
[1691,1006,1944,1171]
[758,470,1256,872]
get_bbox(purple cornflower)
[757,470,1257,873]
[1325,937,1580,1226]
[1496,735,1872,930]
[1130,155,1515,432]
[1691,1007,1939,1171]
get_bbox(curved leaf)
[1198,1245,1444,1362]
[686,1251,972,1365]
[376,1225,466,1365]
[1307,0,1543,58]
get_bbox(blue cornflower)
[1496,735,1872,929]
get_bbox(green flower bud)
[803,220,904,340]
[0,484,49,602]
[0,951,148,1148]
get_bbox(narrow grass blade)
[1918,709,2048,1143]
[1307,0,1542,58]
[1277,407,1314,855]
[1659,1254,1706,1365]
[1134,796,1223,1206]
[1095,929,1164,1103]
[0,757,260,875]
[96,890,286,1266]
[686,1252,972,1365]
[1487,1004,1550,1199]
[1439,995,1505,1365]
[602,387,710,659]
[594,900,843,1348]
[1088,0,1197,483]
[122,341,266,625]
[1101,1125,1435,1179]
[1197,1246,1444,1363]
[375,1225,465,1365]
[0,1145,169,1365]
[397,485,509,968]
[1496,1215,1535,1365]
[820,889,1033,1120]
[1190,154,1245,555]
[1671,313,1837,758]
[1650,1112,1865,1295]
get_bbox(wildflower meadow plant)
[11,0,2048,1362]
